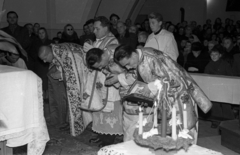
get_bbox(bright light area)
[207,0,213,5]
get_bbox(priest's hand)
[139,84,151,97]
[83,42,94,52]
[105,74,118,86]
[50,71,62,80]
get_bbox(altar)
[0,65,49,155]
[98,140,223,155]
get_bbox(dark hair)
[86,48,104,68]
[191,42,202,51]
[109,13,120,20]
[210,44,225,55]
[86,19,94,25]
[114,44,136,62]
[148,12,163,22]
[83,23,88,27]
[94,16,111,30]
[94,16,111,29]
[38,27,49,40]
[24,23,33,28]
[7,11,18,18]
[34,23,40,27]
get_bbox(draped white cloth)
[98,140,223,155]
[0,65,49,155]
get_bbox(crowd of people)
[0,10,238,148]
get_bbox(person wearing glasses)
[60,24,80,44]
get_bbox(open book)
[122,80,155,107]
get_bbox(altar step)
[219,119,240,154]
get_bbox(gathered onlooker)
[125,18,132,28]
[60,24,80,44]
[204,45,232,76]
[33,23,40,36]
[57,31,62,39]
[222,36,240,65]
[177,40,191,67]
[24,23,34,37]
[137,31,148,48]
[109,13,120,37]
[1,11,31,52]
[79,21,96,46]
[116,21,138,49]
[128,25,138,34]
[30,27,53,95]
[185,26,200,43]
[185,42,209,73]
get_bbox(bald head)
[38,45,53,63]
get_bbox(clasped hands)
[105,74,118,86]
[50,70,62,80]
[83,42,94,53]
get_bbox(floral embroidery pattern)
[52,43,86,136]
[96,82,103,90]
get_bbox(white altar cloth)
[0,65,49,155]
[98,140,223,155]
[190,73,240,105]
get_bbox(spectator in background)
[144,12,179,61]
[109,13,120,37]
[185,42,209,73]
[128,25,138,34]
[185,26,200,43]
[177,40,191,68]
[79,20,96,46]
[86,19,95,33]
[57,31,62,39]
[125,18,132,28]
[24,23,34,37]
[33,23,40,36]
[1,11,31,52]
[167,24,175,33]
[142,19,151,34]
[60,24,80,44]
[116,21,138,49]
[204,45,232,76]
[137,31,148,48]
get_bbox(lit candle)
[171,105,177,140]
[139,106,143,135]
[154,101,158,128]
[161,102,167,137]
[183,103,188,129]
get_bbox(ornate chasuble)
[137,47,212,130]
[84,33,123,135]
[51,43,87,136]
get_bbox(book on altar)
[122,80,155,107]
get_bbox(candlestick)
[183,103,188,129]
[154,101,158,128]
[139,106,143,135]
[161,102,167,137]
[172,105,177,140]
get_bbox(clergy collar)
[154,27,162,35]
